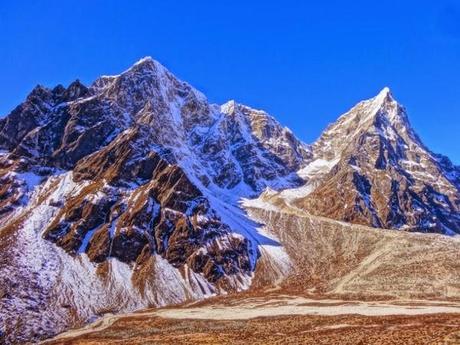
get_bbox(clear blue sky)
[1,1,459,163]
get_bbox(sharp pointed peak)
[27,84,52,100]
[220,100,243,115]
[222,99,237,106]
[95,56,168,82]
[221,100,270,117]
[358,86,408,127]
[319,86,408,140]
[133,56,155,65]
[371,86,395,104]
[124,56,169,75]
[378,86,391,96]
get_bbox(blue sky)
[1,1,459,163]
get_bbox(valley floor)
[43,294,460,345]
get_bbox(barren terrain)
[44,294,460,344]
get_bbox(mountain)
[0,57,308,343]
[268,87,460,234]
[0,57,459,344]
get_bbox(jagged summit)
[95,56,171,84]
[133,55,155,66]
[121,56,169,77]
[91,57,208,112]
[346,86,399,120]
[221,100,268,115]
[369,87,401,121]
[374,86,392,100]
[313,86,411,160]
[98,56,164,78]
[220,99,238,114]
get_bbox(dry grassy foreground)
[44,313,460,345]
[43,294,460,345]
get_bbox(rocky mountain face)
[0,57,309,343]
[0,57,310,267]
[285,87,460,234]
[0,57,459,344]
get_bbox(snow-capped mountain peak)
[291,87,460,234]
[220,99,237,114]
[369,86,408,126]
[374,86,392,102]
[132,55,156,67]
[313,87,409,160]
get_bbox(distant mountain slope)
[244,200,460,298]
